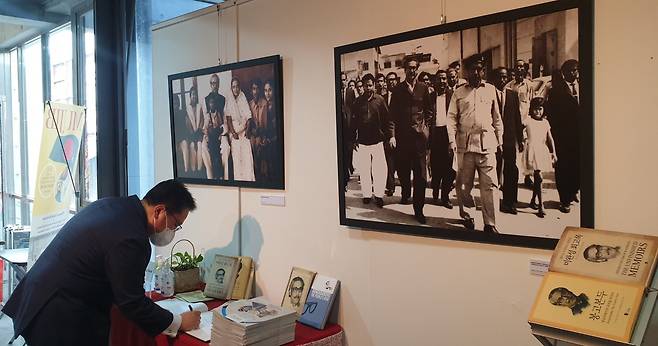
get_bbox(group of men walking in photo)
[341,53,581,233]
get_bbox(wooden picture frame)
[169,55,285,189]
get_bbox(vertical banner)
[28,102,86,267]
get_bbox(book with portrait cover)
[281,267,316,316]
[231,256,253,300]
[529,272,645,343]
[299,274,340,330]
[550,227,658,287]
[203,254,239,299]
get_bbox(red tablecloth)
[110,293,343,346]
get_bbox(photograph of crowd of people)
[336,6,590,243]
[169,56,284,189]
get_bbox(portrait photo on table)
[168,55,284,189]
[334,0,593,249]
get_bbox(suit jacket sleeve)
[381,99,394,139]
[447,92,458,146]
[491,88,503,146]
[105,239,173,336]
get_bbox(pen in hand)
[188,305,194,312]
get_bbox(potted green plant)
[170,239,203,293]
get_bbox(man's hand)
[180,311,201,331]
[389,137,396,149]
[449,142,457,153]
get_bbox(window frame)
[0,0,100,227]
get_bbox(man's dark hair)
[251,78,263,90]
[376,73,385,80]
[435,69,447,76]
[449,60,460,69]
[493,66,507,76]
[561,59,579,74]
[361,73,376,85]
[463,54,484,69]
[143,179,196,213]
[386,72,398,80]
[290,276,304,289]
[403,57,419,69]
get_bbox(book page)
[156,299,208,315]
[184,311,213,342]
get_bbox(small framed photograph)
[169,55,284,189]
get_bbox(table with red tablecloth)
[110,293,343,346]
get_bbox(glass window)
[10,49,22,197]
[49,25,73,105]
[24,38,44,198]
[81,10,97,202]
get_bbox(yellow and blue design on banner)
[28,102,86,267]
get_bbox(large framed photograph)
[169,55,284,189]
[335,0,593,249]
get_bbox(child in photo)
[524,97,557,218]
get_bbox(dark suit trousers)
[384,143,396,191]
[429,126,455,200]
[555,139,580,204]
[501,146,519,205]
[343,139,354,189]
[397,147,427,213]
[22,292,110,346]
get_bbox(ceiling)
[0,0,225,51]
[0,0,79,50]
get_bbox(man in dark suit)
[493,67,525,215]
[389,58,434,224]
[429,69,455,209]
[3,180,201,345]
[205,74,226,180]
[341,72,357,192]
[383,72,399,196]
[546,59,580,213]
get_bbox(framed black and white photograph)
[335,0,593,249]
[169,55,284,189]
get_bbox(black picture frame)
[168,55,285,189]
[334,0,593,249]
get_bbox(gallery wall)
[151,0,658,344]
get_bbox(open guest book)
[529,227,658,343]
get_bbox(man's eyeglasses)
[167,210,183,232]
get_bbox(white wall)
[151,0,658,344]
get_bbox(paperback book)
[529,227,658,343]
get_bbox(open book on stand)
[529,227,658,343]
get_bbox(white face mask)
[149,212,176,247]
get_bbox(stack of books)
[529,227,658,344]
[210,297,297,346]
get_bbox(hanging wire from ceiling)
[439,0,447,24]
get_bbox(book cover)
[529,272,645,343]
[299,274,339,330]
[281,266,316,316]
[203,254,239,299]
[231,256,253,300]
[551,227,658,286]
